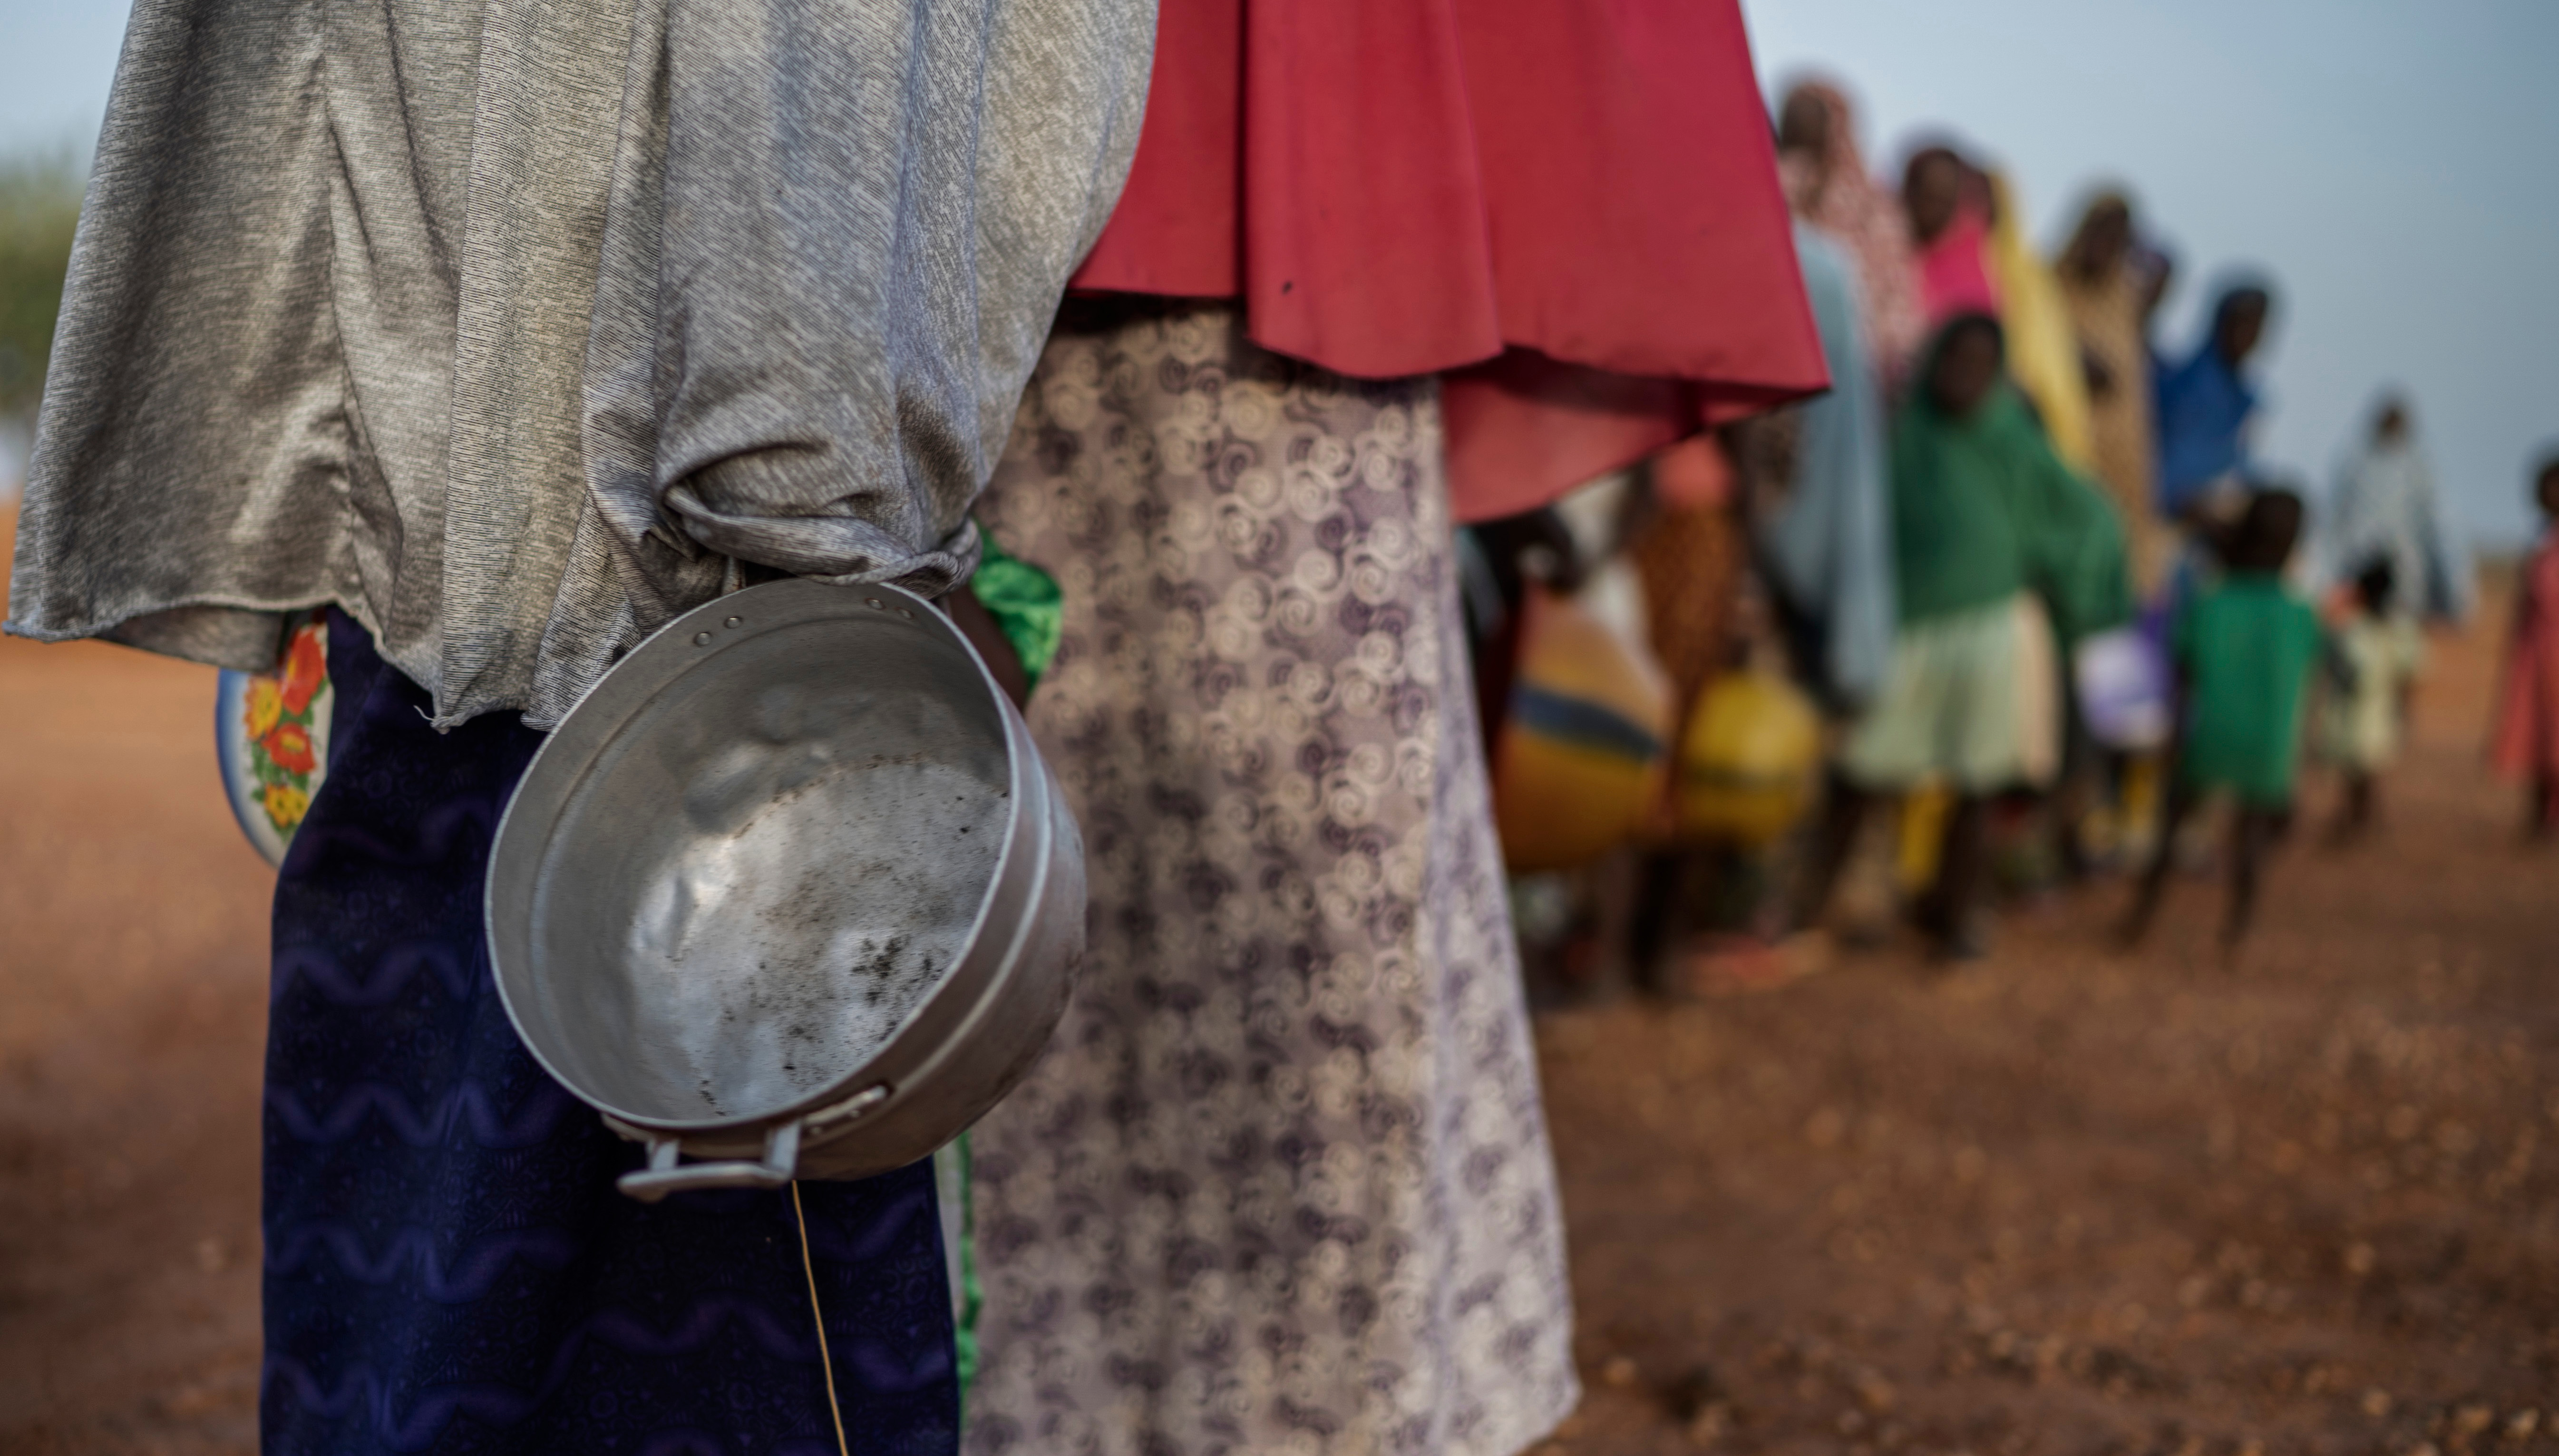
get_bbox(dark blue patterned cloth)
[262,611,957,1456]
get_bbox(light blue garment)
[2328,434,2475,623]
[1758,223,1894,710]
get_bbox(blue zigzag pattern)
[286,796,502,870]
[801,1177,936,1264]
[265,1078,573,1149]
[266,1222,580,1303]
[270,941,477,1007]
[264,1298,824,1450]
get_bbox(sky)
[0,5,124,160]
[5,2,2556,546]
[1741,0,2559,551]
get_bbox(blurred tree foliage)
[0,156,83,421]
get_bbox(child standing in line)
[2491,456,2559,838]
[2318,558,2425,842]
[2122,488,2325,949]
[1789,313,2128,961]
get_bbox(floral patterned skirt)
[963,302,1577,1456]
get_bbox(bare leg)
[1924,794,1992,959]
[2120,780,2197,946]
[1583,844,1645,1000]
[2329,770,2374,844]
[1627,850,1687,996]
[2223,805,2277,948]
[1789,775,1873,933]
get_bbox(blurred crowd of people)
[1471,75,2506,996]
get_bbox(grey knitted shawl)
[7,0,1152,728]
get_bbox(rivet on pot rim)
[724,616,743,629]
[692,631,714,646]
[866,598,884,609]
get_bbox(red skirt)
[1071,0,1828,521]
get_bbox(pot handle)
[618,1119,802,1203]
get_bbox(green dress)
[1886,371,2128,643]
[1841,350,2131,791]
[2172,573,2325,806]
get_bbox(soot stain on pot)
[632,747,1005,1120]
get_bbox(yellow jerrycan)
[1674,667,1821,847]
[1492,586,1673,874]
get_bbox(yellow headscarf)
[1985,170,2095,472]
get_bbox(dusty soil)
[1538,584,2559,1456]
[0,510,271,1454]
[2,509,2551,1454]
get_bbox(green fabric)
[1888,353,2131,643]
[2172,573,2325,805]
[947,522,1042,1413]
[930,1133,986,1412]
[969,527,1064,689]
[2035,454,2133,648]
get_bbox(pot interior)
[520,612,1011,1125]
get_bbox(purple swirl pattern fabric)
[260,611,958,1456]
[963,303,1577,1456]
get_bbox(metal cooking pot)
[486,578,1084,1201]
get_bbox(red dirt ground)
[2,509,2551,1454]
[1,510,271,1454]
[1537,579,2559,1456]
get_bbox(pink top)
[1917,209,2003,326]
[2493,535,2559,781]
